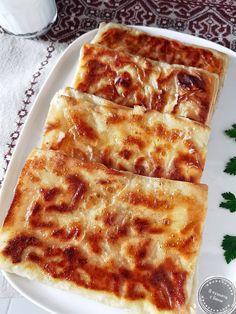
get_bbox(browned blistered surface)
[92,23,227,78]
[73,44,219,124]
[0,149,208,313]
[42,89,210,183]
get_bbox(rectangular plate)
[1,26,236,314]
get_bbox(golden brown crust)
[42,88,210,183]
[0,149,208,314]
[73,43,219,124]
[92,22,228,81]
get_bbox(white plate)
[1,26,236,314]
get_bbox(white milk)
[0,0,57,36]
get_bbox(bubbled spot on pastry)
[151,166,164,178]
[3,234,41,263]
[44,175,87,213]
[149,258,187,309]
[75,118,98,141]
[165,234,197,258]
[150,90,167,112]
[114,71,132,88]
[106,113,126,124]
[108,223,129,244]
[51,226,81,241]
[155,124,182,142]
[40,187,60,202]
[132,217,164,235]
[87,231,103,254]
[134,157,146,175]
[124,135,145,150]
[78,57,117,95]
[117,163,128,171]
[119,149,133,160]
[29,202,56,229]
[125,192,170,211]
[103,211,118,226]
[177,71,205,91]
[100,147,113,168]
[169,153,202,182]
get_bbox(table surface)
[1,0,236,313]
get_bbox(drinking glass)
[0,0,57,38]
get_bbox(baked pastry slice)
[41,87,210,183]
[92,22,228,83]
[73,43,219,125]
[0,149,208,314]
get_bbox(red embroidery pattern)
[42,0,236,50]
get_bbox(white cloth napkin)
[0,33,66,297]
[0,34,66,186]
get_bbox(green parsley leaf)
[224,157,236,175]
[225,124,236,140]
[220,192,236,213]
[222,235,236,264]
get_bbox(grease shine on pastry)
[0,149,207,314]
[42,88,210,183]
[73,43,219,125]
[92,22,228,80]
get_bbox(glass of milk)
[0,0,57,38]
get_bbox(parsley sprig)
[220,192,236,213]
[224,157,236,175]
[222,125,236,264]
[222,235,236,264]
[225,124,236,141]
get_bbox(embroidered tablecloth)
[42,0,236,50]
